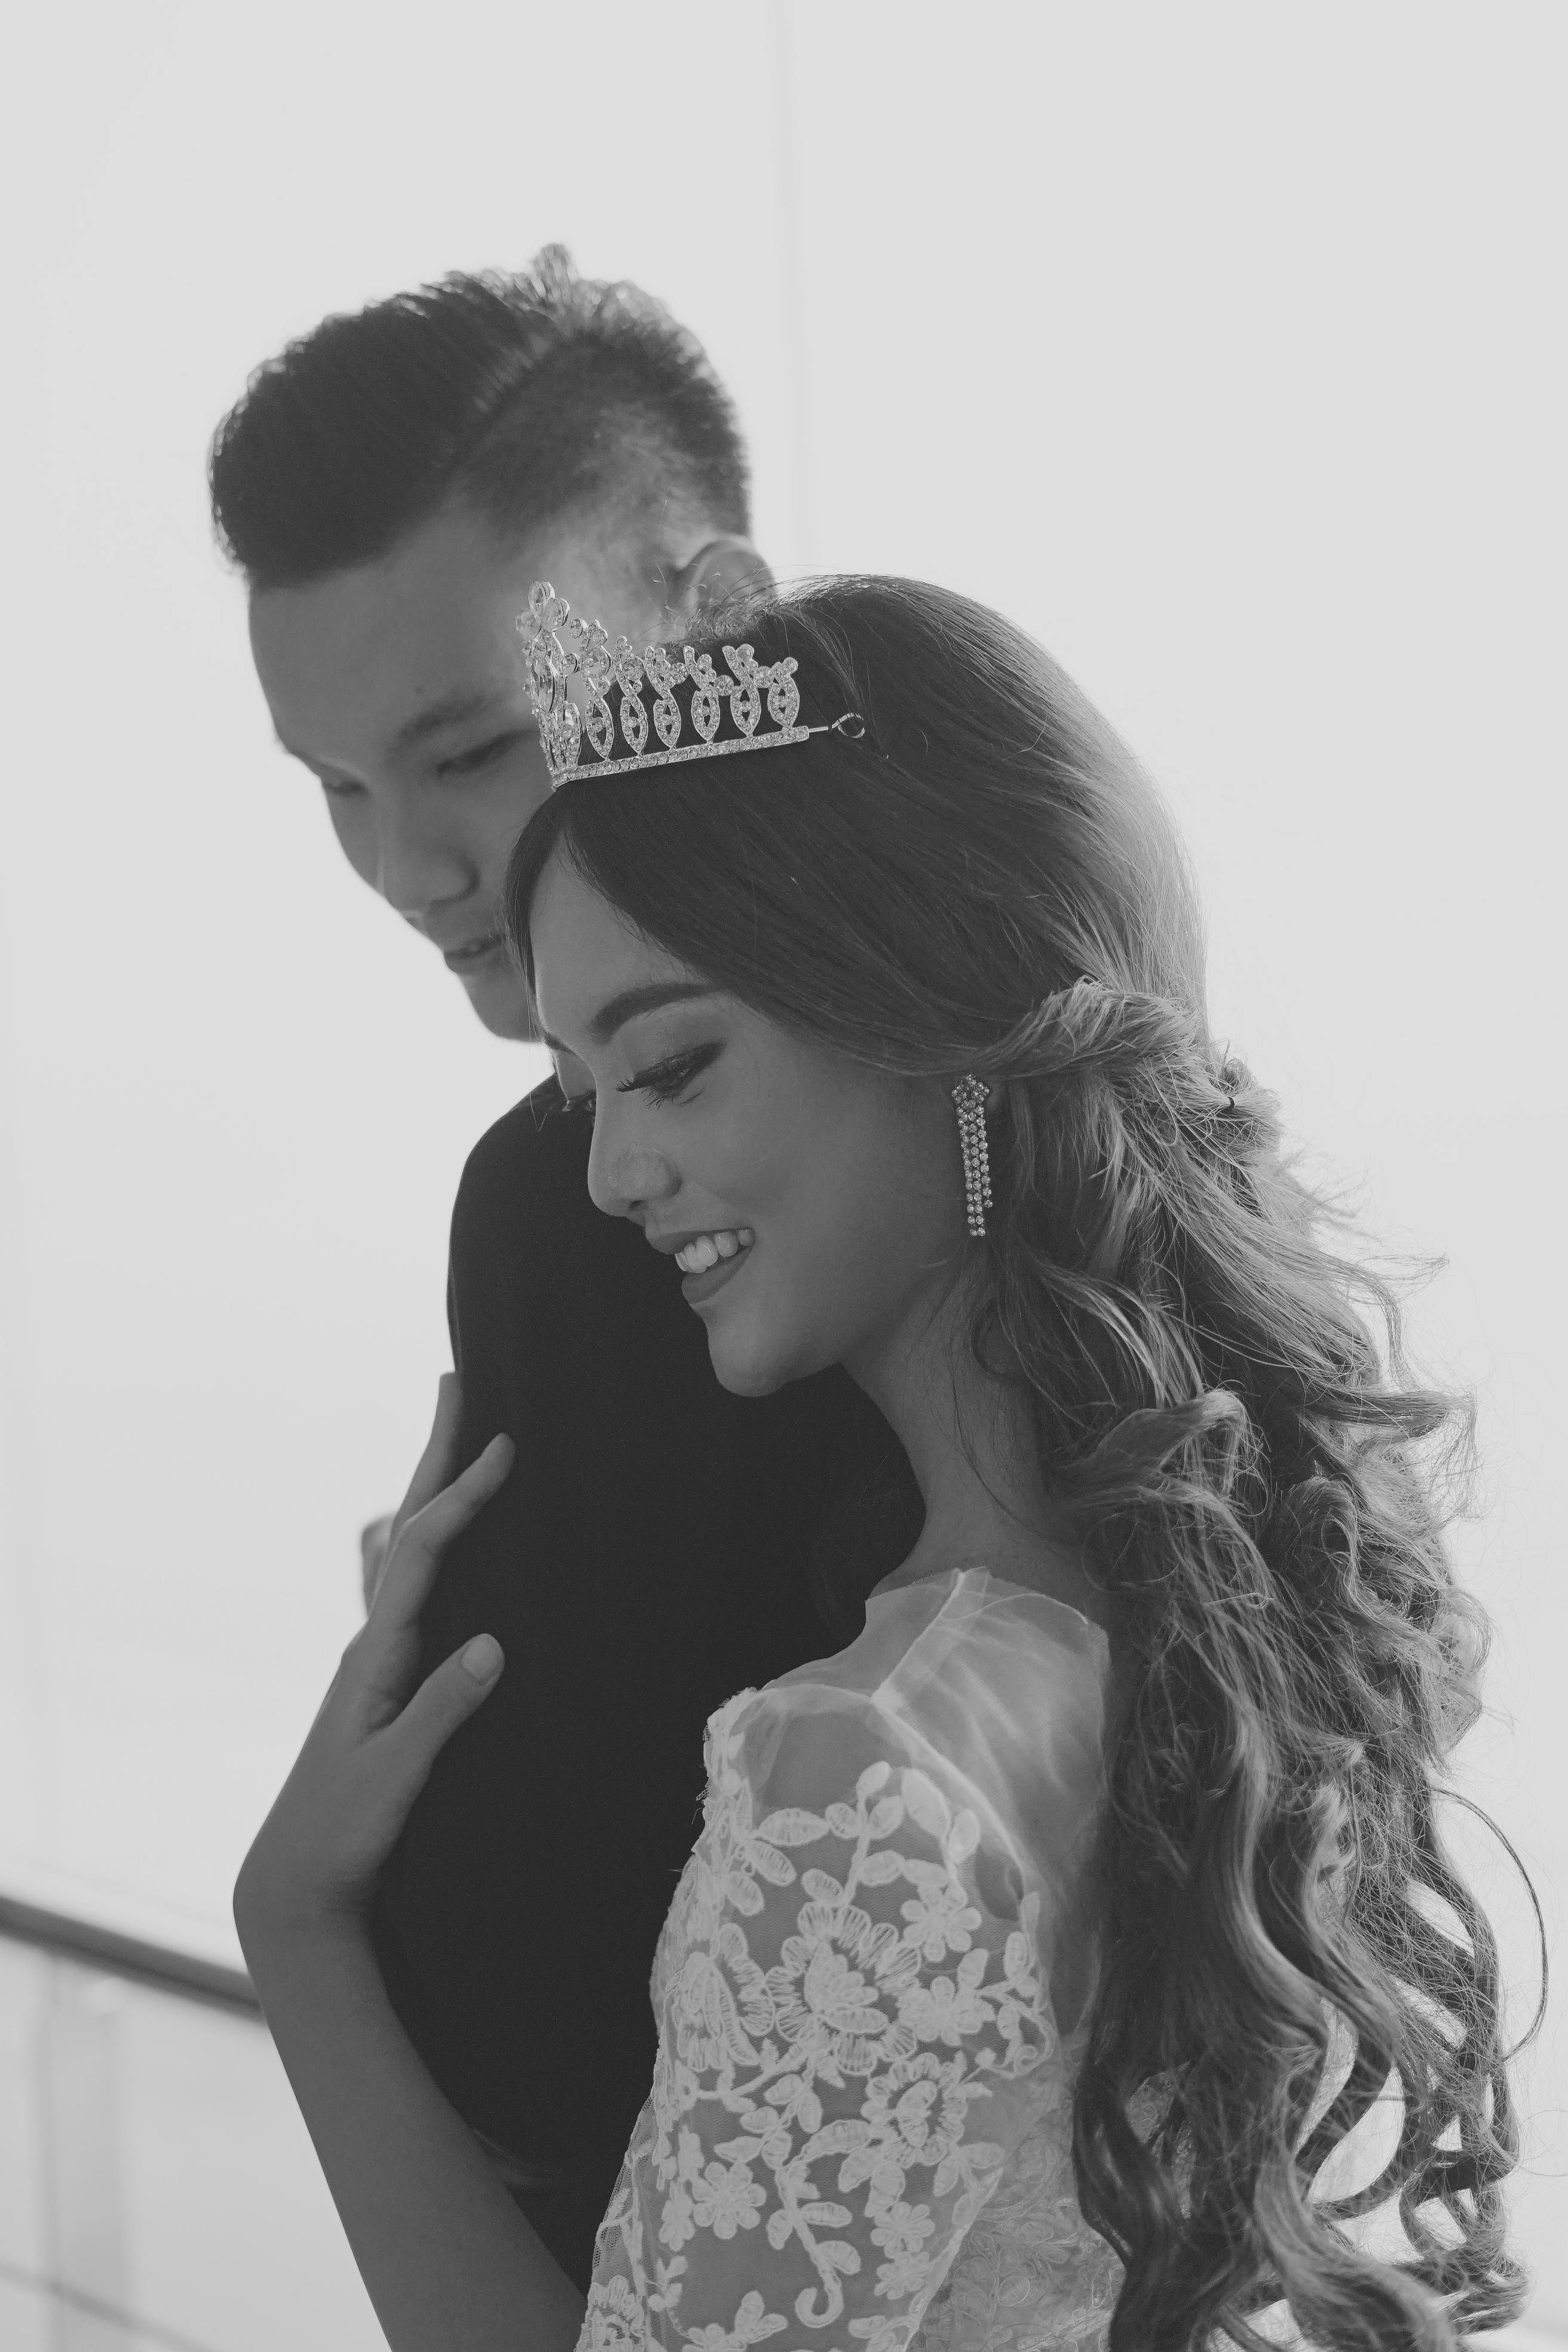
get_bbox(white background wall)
[1,0,1563,2330]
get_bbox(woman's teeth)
[675,1227,755,1275]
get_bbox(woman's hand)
[235,1376,513,1955]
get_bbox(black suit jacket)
[372,1080,918,2290]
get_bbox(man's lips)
[441,931,507,972]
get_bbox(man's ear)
[664,536,773,620]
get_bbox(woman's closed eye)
[618,1043,722,1107]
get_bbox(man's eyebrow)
[389,688,518,755]
[539,982,719,1055]
[268,688,520,771]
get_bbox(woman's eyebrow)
[589,982,718,1046]
[538,982,719,1058]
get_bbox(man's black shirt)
[372,1081,916,2289]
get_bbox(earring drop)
[952,1076,993,1239]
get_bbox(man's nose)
[373,795,477,919]
[587,1105,679,1223]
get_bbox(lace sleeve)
[576,1684,1073,2352]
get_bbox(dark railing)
[0,2253,225,2352]
[1,1888,265,2352]
[0,1888,260,2015]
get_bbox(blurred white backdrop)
[1,0,1563,2328]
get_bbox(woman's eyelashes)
[562,1043,722,1122]
[618,1042,722,1107]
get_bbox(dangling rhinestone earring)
[952,1076,993,1239]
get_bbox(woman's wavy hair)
[506,576,1536,2349]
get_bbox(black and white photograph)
[0,5,1562,2347]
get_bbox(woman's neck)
[844,1269,1104,1624]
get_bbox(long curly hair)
[505,575,1535,2348]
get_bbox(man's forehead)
[249,501,658,762]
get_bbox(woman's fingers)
[368,1434,515,1632]
[406,1433,515,1548]
[235,1634,506,1937]
[359,1514,395,1615]
[381,1636,505,1798]
[392,1374,465,1530]
[235,1382,514,1939]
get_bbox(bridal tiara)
[517,580,864,789]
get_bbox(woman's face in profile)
[528,850,967,1398]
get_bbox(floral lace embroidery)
[577,1689,1119,2352]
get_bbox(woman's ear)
[666,536,773,618]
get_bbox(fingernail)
[461,1635,503,1681]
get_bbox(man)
[210,249,917,2289]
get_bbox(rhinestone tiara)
[517,580,862,788]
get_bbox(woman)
[236,577,1529,2350]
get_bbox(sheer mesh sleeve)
[576,1675,1083,2352]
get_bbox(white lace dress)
[575,1567,1127,2352]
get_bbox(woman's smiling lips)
[647,1226,757,1309]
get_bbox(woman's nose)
[586,1105,679,1222]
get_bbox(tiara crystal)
[518,581,858,788]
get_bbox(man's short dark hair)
[208,246,751,592]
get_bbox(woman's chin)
[703,1309,833,1400]
[706,1336,791,1398]
[701,1307,799,1398]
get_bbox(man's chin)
[457,964,538,1043]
